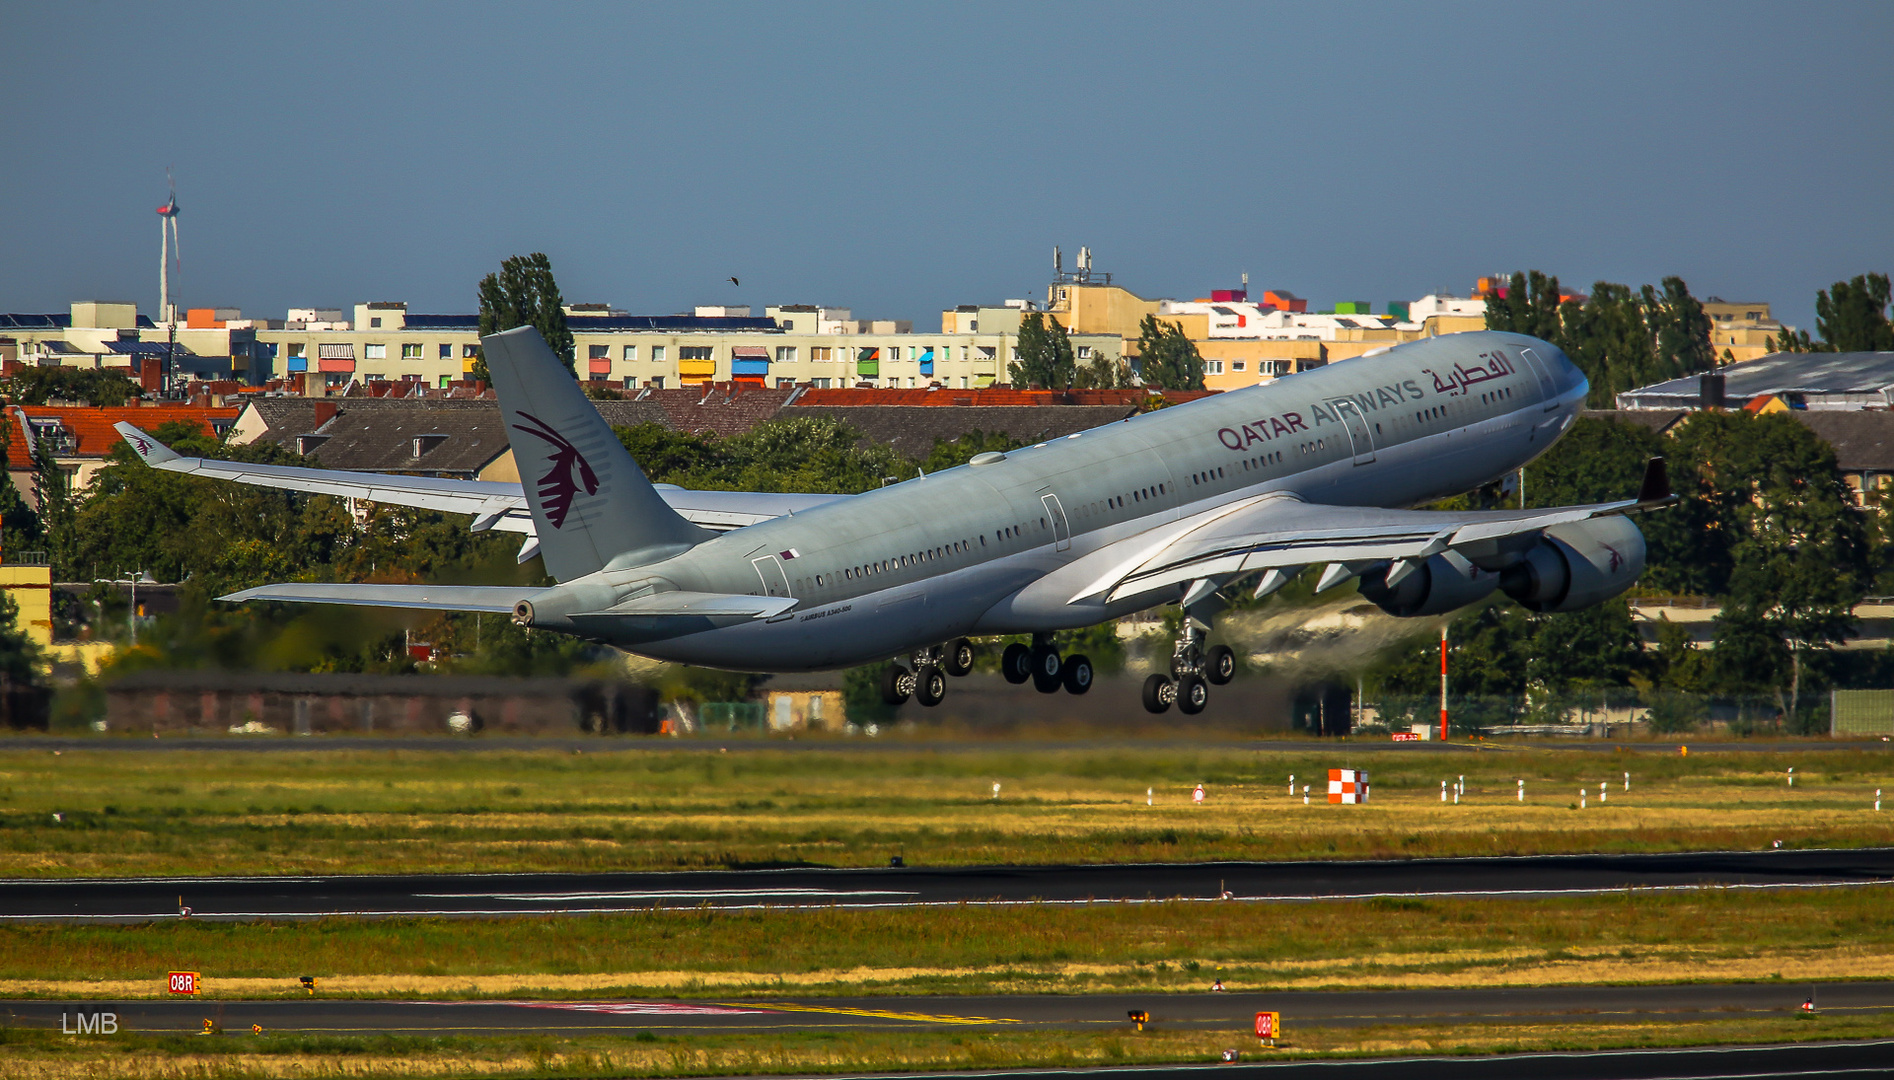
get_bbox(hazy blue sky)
[3,1,1889,331]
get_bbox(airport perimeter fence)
[1369,690,1845,738]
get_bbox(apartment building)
[0,303,260,384]
[252,302,1123,393]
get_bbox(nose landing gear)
[1142,622,1233,715]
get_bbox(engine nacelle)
[1498,516,1646,613]
[1358,550,1500,618]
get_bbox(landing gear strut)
[880,638,979,707]
[1142,622,1233,715]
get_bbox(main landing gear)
[880,637,979,707]
[1142,621,1234,716]
[1000,634,1093,695]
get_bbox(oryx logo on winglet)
[511,411,599,529]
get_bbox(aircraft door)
[1040,492,1071,551]
[1328,399,1377,465]
[1517,347,1561,412]
[751,555,792,598]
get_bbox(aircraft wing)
[217,583,540,612]
[1074,460,1672,604]
[217,582,796,622]
[113,423,847,536]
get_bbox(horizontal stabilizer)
[218,583,541,613]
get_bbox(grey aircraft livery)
[116,326,1668,714]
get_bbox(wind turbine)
[156,169,181,323]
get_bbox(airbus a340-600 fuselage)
[548,331,1587,671]
[134,326,1659,715]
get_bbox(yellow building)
[1701,298,1786,364]
[0,562,52,649]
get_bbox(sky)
[2,1,1890,333]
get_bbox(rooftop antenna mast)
[156,169,181,323]
[156,169,182,395]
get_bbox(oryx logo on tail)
[511,411,599,529]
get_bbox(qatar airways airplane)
[116,325,1666,714]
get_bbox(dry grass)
[0,1014,1889,1080]
[0,745,1889,876]
[3,885,1892,1000]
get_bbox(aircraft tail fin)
[480,326,710,580]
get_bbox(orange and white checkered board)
[1327,769,1368,804]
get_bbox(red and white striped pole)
[1439,623,1449,741]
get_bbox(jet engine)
[1497,516,1646,613]
[1358,550,1500,618]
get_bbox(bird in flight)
[728,276,740,286]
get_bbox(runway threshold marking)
[723,1003,1019,1025]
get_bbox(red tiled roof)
[3,404,241,463]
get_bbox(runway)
[821,1043,1894,1080]
[0,847,1889,921]
[8,982,1893,1035]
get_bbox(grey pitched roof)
[593,399,685,430]
[783,404,1137,455]
[1620,352,1894,409]
[1580,409,1688,436]
[1790,411,1894,472]
[243,399,511,476]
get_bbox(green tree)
[1483,271,1566,343]
[918,429,1025,473]
[1558,283,1653,408]
[474,252,574,381]
[1815,273,1894,353]
[1009,313,1076,389]
[1134,315,1205,390]
[1522,415,1664,509]
[1072,348,1132,389]
[1525,601,1644,694]
[1639,276,1716,383]
[2,367,140,406]
[618,417,906,495]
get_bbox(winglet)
[114,422,182,466]
[1636,457,1671,504]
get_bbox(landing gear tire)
[880,664,914,706]
[1062,654,1093,695]
[944,638,975,677]
[1030,645,1064,694]
[1176,674,1209,715]
[915,667,947,707]
[1142,673,1175,714]
[1206,645,1236,686]
[1001,643,1033,684]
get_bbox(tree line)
[1483,270,1717,407]
[0,410,1032,682]
[1367,408,1887,732]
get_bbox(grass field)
[0,1015,1890,1080]
[0,744,1887,876]
[3,886,1892,1000]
